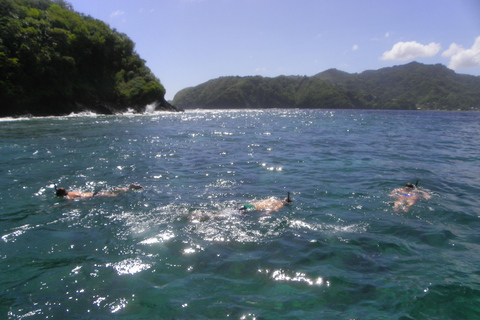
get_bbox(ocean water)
[1,109,480,319]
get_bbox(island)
[172,62,480,111]
[0,0,182,117]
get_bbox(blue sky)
[67,0,480,100]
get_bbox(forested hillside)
[173,62,480,110]
[0,0,180,116]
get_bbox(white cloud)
[442,43,464,57]
[352,44,359,51]
[110,10,125,18]
[442,36,480,70]
[380,41,441,61]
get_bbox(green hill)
[173,62,480,111]
[0,0,180,116]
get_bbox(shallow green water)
[1,110,480,319]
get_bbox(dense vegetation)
[0,0,180,116]
[173,62,480,111]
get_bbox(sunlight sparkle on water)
[258,268,325,286]
[107,258,151,275]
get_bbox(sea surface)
[1,109,480,319]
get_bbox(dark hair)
[404,183,415,189]
[56,187,68,197]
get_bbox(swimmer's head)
[55,187,68,197]
[404,183,415,189]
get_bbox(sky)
[66,0,480,100]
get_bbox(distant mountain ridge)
[173,62,480,110]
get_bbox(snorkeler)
[187,193,293,222]
[238,192,293,215]
[55,184,143,199]
[389,182,431,213]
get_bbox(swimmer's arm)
[115,184,143,193]
[418,190,432,199]
[388,189,401,197]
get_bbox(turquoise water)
[1,109,480,319]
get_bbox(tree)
[0,0,174,116]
